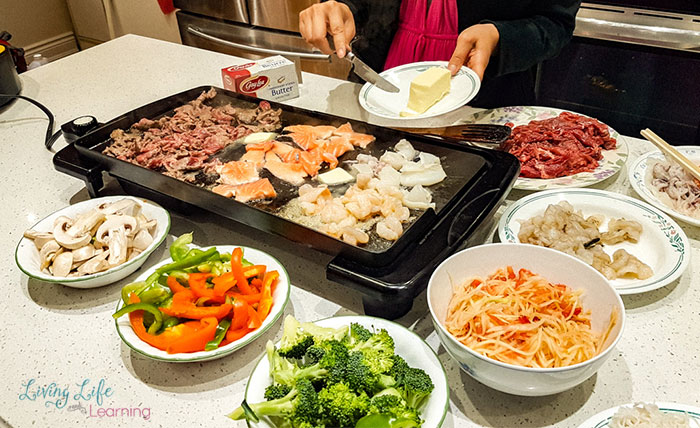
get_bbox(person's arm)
[482,0,581,77]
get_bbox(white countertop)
[1,34,698,428]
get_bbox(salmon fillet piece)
[264,152,307,186]
[323,136,354,158]
[284,125,336,140]
[217,160,259,186]
[288,129,317,151]
[333,122,376,148]
[212,178,277,203]
[239,149,265,170]
[246,141,274,152]
[272,141,295,157]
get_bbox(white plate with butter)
[358,61,480,120]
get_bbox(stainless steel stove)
[538,1,700,145]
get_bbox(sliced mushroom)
[71,258,87,271]
[97,199,138,217]
[137,214,157,235]
[77,250,110,275]
[95,215,138,244]
[52,251,74,277]
[127,248,142,261]
[104,225,128,267]
[131,229,154,251]
[53,217,91,250]
[24,230,55,250]
[72,245,96,262]
[66,209,105,240]
[39,240,61,270]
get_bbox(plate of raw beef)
[468,106,628,191]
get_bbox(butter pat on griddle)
[402,67,451,116]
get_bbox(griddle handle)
[446,188,500,246]
[53,143,105,198]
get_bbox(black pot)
[0,45,21,107]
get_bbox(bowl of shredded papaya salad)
[113,233,290,362]
[428,243,624,396]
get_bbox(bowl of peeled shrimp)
[427,243,625,396]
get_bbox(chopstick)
[640,128,700,182]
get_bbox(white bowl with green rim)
[15,196,170,289]
[114,245,291,362]
[241,315,450,428]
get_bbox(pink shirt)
[383,0,459,70]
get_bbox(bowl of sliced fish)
[15,196,170,288]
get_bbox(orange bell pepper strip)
[230,299,250,330]
[159,303,232,320]
[247,306,262,329]
[250,278,263,291]
[231,248,253,295]
[127,295,182,350]
[225,327,253,343]
[257,270,279,321]
[225,292,262,304]
[166,317,218,354]
[172,289,196,304]
[166,275,187,294]
[189,273,222,301]
[243,265,266,279]
[212,272,237,297]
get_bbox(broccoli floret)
[369,392,404,414]
[342,351,379,394]
[278,315,315,359]
[348,329,395,377]
[301,322,348,342]
[304,339,349,367]
[349,322,372,344]
[228,379,322,426]
[267,341,328,386]
[399,367,434,410]
[351,328,394,354]
[303,345,326,365]
[389,354,410,381]
[368,391,422,427]
[264,383,292,401]
[318,382,370,427]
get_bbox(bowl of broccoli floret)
[228,315,449,428]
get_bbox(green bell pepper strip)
[138,283,172,305]
[169,233,193,261]
[204,319,232,351]
[155,247,219,276]
[121,281,148,306]
[219,253,231,262]
[162,316,180,330]
[113,302,163,335]
[196,262,212,273]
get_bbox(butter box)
[221,55,299,102]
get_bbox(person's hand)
[299,1,355,58]
[447,23,500,80]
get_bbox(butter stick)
[402,67,451,116]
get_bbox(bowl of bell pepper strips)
[113,233,291,362]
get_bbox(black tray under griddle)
[54,85,519,319]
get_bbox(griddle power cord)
[0,93,61,150]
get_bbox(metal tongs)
[327,36,399,93]
[399,124,512,146]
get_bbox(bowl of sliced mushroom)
[15,196,170,288]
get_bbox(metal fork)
[398,124,511,146]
